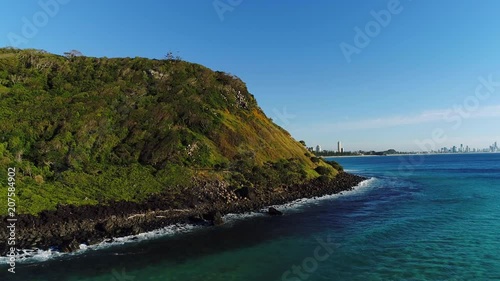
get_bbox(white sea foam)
[0,223,200,265]
[1,178,376,264]
[222,211,266,223]
[344,169,360,173]
[96,223,199,248]
[223,177,378,221]
[263,177,377,213]
[0,248,65,264]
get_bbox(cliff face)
[0,48,336,215]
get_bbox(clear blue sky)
[2,0,500,151]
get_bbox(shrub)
[214,162,228,171]
[325,160,344,172]
[314,166,331,175]
[310,157,320,163]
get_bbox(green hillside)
[0,48,337,215]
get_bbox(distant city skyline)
[313,140,499,154]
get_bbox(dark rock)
[203,211,224,225]
[60,238,80,253]
[132,225,142,234]
[94,222,107,233]
[235,186,256,200]
[202,211,215,221]
[188,214,205,223]
[213,212,224,226]
[268,207,283,216]
[86,237,101,245]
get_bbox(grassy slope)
[0,48,335,215]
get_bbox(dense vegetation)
[0,48,339,215]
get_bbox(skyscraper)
[338,141,342,153]
[316,145,322,153]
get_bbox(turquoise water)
[2,153,500,280]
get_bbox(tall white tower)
[338,141,342,153]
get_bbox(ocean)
[2,153,500,281]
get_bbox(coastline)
[0,172,366,257]
[322,151,500,158]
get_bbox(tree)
[165,51,174,60]
[299,140,306,146]
[165,51,182,61]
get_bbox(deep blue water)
[2,153,500,280]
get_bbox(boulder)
[235,186,256,200]
[213,212,224,226]
[203,211,224,226]
[268,207,283,216]
[61,238,80,253]
[188,214,205,223]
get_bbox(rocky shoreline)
[0,172,366,256]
